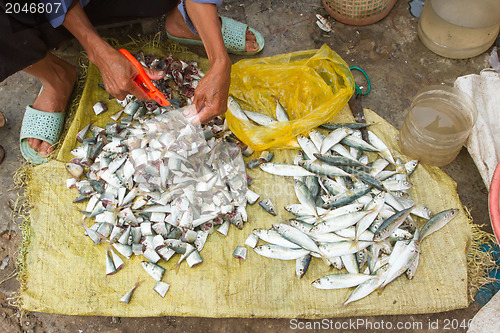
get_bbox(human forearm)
[61,1,162,100]
[61,1,114,65]
[185,0,230,70]
[184,1,231,122]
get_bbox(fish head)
[407,160,418,168]
[447,209,459,219]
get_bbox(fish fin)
[364,248,377,261]
[353,227,360,243]
[97,233,109,243]
[378,279,389,290]
[172,262,181,272]
[134,279,144,289]
[348,241,360,251]
[318,254,329,266]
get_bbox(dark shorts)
[0,0,178,81]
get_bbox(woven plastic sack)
[227,44,355,151]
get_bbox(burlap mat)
[18,46,471,317]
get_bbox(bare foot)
[23,53,77,157]
[165,8,260,53]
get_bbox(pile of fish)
[66,94,251,302]
[228,97,459,307]
[136,51,203,108]
[97,52,203,109]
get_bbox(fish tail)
[319,254,330,267]
[348,241,360,251]
[354,227,360,243]
[133,279,144,290]
[172,262,181,272]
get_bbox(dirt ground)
[0,0,496,332]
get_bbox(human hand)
[61,2,164,101]
[93,46,164,101]
[185,61,231,124]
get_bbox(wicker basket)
[322,0,398,26]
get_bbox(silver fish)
[272,223,322,254]
[186,250,203,267]
[335,227,375,241]
[252,229,299,248]
[120,281,141,304]
[244,233,259,248]
[406,251,420,280]
[243,110,278,126]
[315,14,333,32]
[343,265,388,307]
[310,210,374,235]
[76,123,91,143]
[382,180,412,192]
[106,249,117,275]
[320,128,351,154]
[319,177,346,196]
[382,240,420,287]
[299,160,351,178]
[227,96,249,121]
[294,180,318,217]
[232,246,247,260]
[373,205,414,242]
[259,162,315,177]
[254,244,310,260]
[367,131,395,164]
[141,261,165,281]
[259,198,277,216]
[341,253,359,274]
[274,97,290,122]
[322,186,371,209]
[419,208,458,242]
[153,281,170,297]
[296,254,312,279]
[318,240,373,257]
[297,135,319,161]
[66,163,84,179]
[405,160,419,176]
[312,273,374,290]
[285,204,317,217]
[369,159,390,176]
[331,143,356,160]
[355,192,385,239]
[341,134,379,152]
[308,130,324,151]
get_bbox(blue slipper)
[19,104,65,164]
[166,16,265,55]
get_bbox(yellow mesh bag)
[227,44,355,151]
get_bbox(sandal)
[166,16,265,55]
[0,145,4,165]
[19,105,65,164]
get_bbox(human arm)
[184,0,231,123]
[62,1,162,101]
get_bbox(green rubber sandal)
[166,16,265,55]
[20,105,65,164]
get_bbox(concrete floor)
[0,0,494,332]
